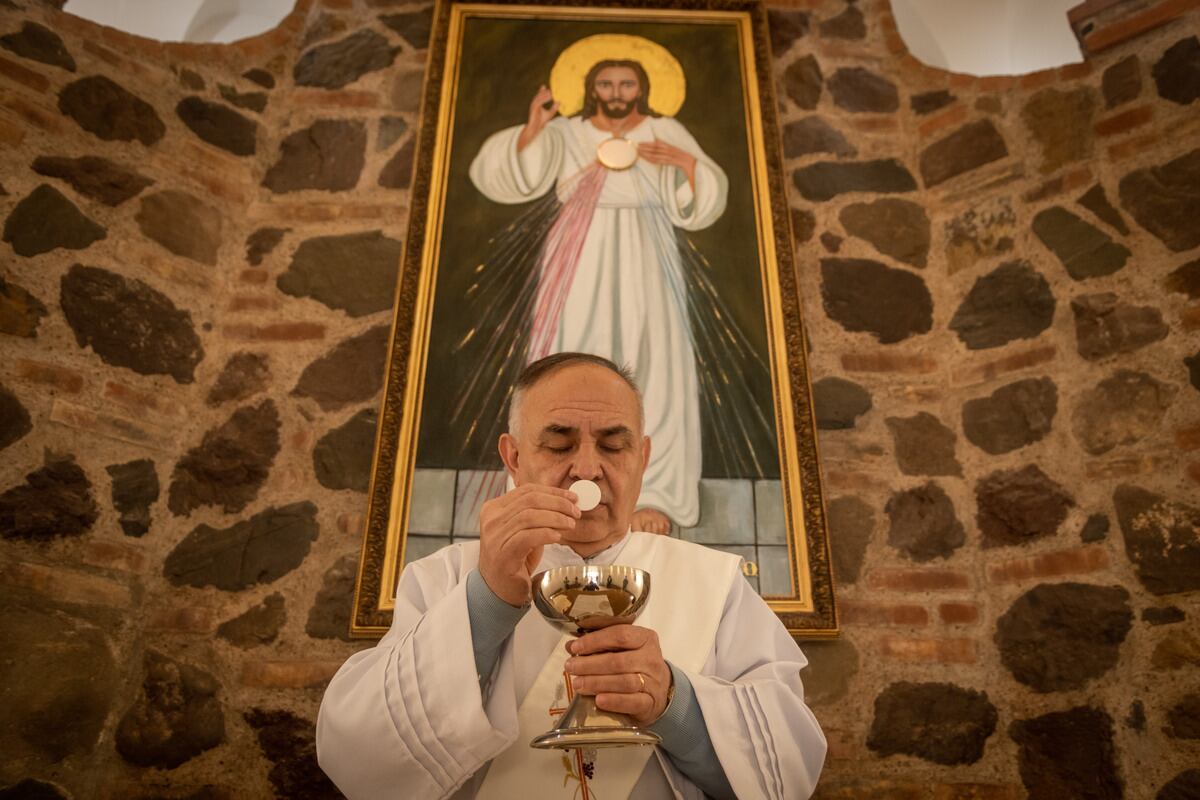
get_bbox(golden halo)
[548,34,686,118]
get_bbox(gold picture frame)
[352,0,837,638]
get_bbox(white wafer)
[569,479,601,511]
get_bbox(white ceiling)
[61,0,1084,75]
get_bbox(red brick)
[1,92,62,133]
[1023,174,1066,203]
[337,512,366,535]
[228,295,282,312]
[292,88,381,108]
[988,545,1110,584]
[1176,424,1200,451]
[823,469,890,492]
[15,358,85,393]
[0,55,50,92]
[1095,104,1153,137]
[978,75,1015,92]
[239,269,271,285]
[918,103,968,139]
[145,606,214,634]
[3,561,132,607]
[840,600,929,626]
[1188,462,1200,487]
[885,31,906,55]
[1182,303,1200,331]
[951,344,1057,386]
[849,116,900,134]
[241,660,344,688]
[1082,0,1200,53]
[867,568,971,592]
[49,398,175,451]
[948,72,976,90]
[80,539,146,573]
[934,785,1022,800]
[937,602,981,625]
[1058,61,1094,81]
[0,114,24,146]
[879,635,977,664]
[1085,453,1173,478]
[248,202,398,223]
[1107,131,1159,162]
[840,351,937,374]
[103,380,187,420]
[1018,69,1057,91]
[221,322,326,341]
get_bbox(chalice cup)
[529,564,662,750]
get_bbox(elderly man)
[317,353,825,799]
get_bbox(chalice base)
[530,695,662,750]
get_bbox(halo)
[548,34,686,118]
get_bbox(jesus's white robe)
[468,117,729,526]
[316,532,826,799]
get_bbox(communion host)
[316,352,825,799]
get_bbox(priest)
[317,353,826,799]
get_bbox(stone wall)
[0,0,1196,797]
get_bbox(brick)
[15,358,86,393]
[1188,462,1200,487]
[337,512,366,535]
[132,247,219,292]
[1085,453,1173,478]
[867,568,971,592]
[849,116,900,134]
[3,561,132,607]
[228,295,282,312]
[221,322,326,341]
[241,660,344,688]
[239,269,271,285]
[841,351,937,374]
[933,785,1022,800]
[1082,0,1200,53]
[1176,424,1200,451]
[938,602,980,625]
[1094,104,1153,137]
[1,91,62,133]
[879,635,977,663]
[292,88,381,109]
[80,539,146,573]
[823,469,890,492]
[918,103,968,138]
[1182,303,1200,332]
[1058,62,1094,81]
[840,600,929,626]
[948,72,976,90]
[145,606,214,634]
[0,114,24,146]
[885,31,906,55]
[0,54,50,92]
[1019,69,1057,91]
[247,202,399,223]
[951,344,1058,386]
[1107,131,1159,162]
[988,545,1110,584]
[103,381,188,420]
[978,75,1015,92]
[49,398,175,451]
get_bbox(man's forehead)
[520,366,639,422]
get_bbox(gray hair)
[507,352,644,437]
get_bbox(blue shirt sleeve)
[648,662,737,799]
[465,569,527,688]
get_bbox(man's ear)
[498,433,521,482]
[641,435,651,470]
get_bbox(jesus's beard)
[599,99,635,119]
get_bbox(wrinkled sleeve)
[652,117,728,231]
[468,121,563,204]
[683,576,826,799]
[316,547,520,799]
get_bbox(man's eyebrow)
[598,425,633,438]
[540,424,575,436]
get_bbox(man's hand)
[565,624,673,726]
[478,484,579,607]
[637,139,697,188]
[518,85,558,152]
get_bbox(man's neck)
[567,529,630,560]
[589,110,645,136]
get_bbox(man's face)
[591,66,641,120]
[499,364,650,555]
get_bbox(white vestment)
[317,532,826,799]
[468,117,729,526]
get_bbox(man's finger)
[501,528,565,561]
[572,624,651,655]
[490,490,580,529]
[594,692,655,718]
[570,673,645,695]
[565,651,639,676]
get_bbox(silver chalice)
[529,564,661,750]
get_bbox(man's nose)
[568,446,603,480]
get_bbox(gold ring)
[636,673,646,692]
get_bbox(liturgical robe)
[316,532,826,798]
